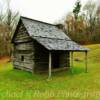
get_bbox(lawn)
[0,44,100,100]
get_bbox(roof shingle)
[21,16,89,51]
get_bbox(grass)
[0,44,100,100]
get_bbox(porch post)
[71,52,74,74]
[85,51,88,73]
[49,52,52,78]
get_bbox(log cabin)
[11,16,89,77]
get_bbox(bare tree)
[0,0,20,57]
[83,0,96,35]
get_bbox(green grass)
[0,44,100,100]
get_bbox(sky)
[0,0,98,23]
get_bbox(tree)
[3,0,19,31]
[83,0,96,35]
[59,0,100,44]
[0,0,19,57]
[73,0,81,20]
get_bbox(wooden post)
[85,51,88,73]
[71,52,74,74]
[49,52,52,78]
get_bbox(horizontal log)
[14,65,33,72]
[13,60,34,65]
[15,45,34,50]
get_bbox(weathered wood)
[49,52,52,78]
[71,52,74,74]
[14,21,32,43]
[59,52,70,68]
[33,41,49,72]
[15,42,34,50]
[85,51,88,73]
[14,65,33,72]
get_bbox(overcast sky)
[0,0,98,23]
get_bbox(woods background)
[0,0,100,57]
[58,0,100,44]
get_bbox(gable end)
[12,19,32,44]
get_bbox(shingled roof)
[17,16,89,51]
[21,17,71,40]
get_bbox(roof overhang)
[33,36,89,51]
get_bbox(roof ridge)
[21,16,57,26]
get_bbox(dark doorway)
[52,52,60,68]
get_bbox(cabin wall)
[33,41,49,73]
[12,21,34,72]
[51,51,70,69]
[13,49,34,72]
[13,21,32,43]
[59,52,70,68]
